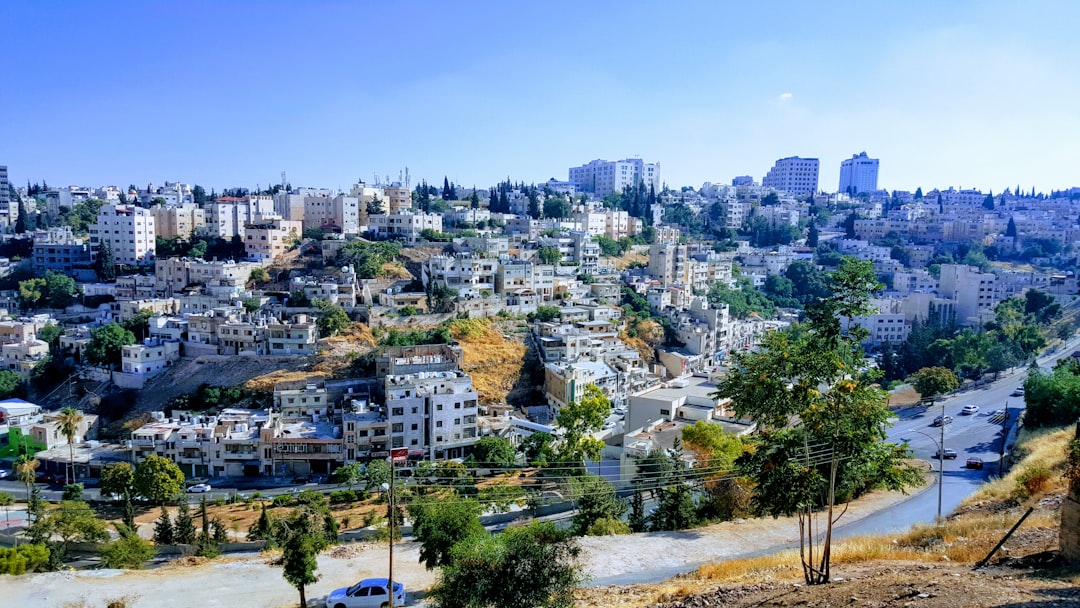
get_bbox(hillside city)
[2,153,1080,607]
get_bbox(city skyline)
[2,1,1078,193]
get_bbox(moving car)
[966,457,984,469]
[291,475,313,484]
[961,404,979,415]
[187,483,212,493]
[1011,387,1025,397]
[932,415,954,427]
[325,578,405,608]
[934,449,958,460]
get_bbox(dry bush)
[449,318,527,404]
[244,370,326,393]
[962,426,1072,507]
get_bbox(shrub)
[100,527,155,569]
[584,516,630,536]
[294,490,328,508]
[329,490,357,504]
[62,483,84,501]
[1015,465,1053,500]
[272,494,294,508]
[0,544,50,575]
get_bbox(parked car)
[613,407,625,416]
[325,578,405,608]
[187,483,212,493]
[602,421,616,430]
[961,404,979,415]
[291,475,313,484]
[185,477,210,487]
[934,449,958,460]
[966,457,984,469]
[932,415,954,427]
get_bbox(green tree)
[39,500,109,567]
[528,305,560,323]
[37,324,62,349]
[153,506,174,545]
[44,271,78,308]
[248,503,274,541]
[336,241,402,279]
[543,197,572,219]
[15,456,39,507]
[100,463,135,502]
[713,257,923,585]
[628,490,647,532]
[95,240,117,281]
[519,431,557,466]
[907,366,960,407]
[56,407,84,485]
[429,521,582,608]
[471,437,517,467]
[288,289,310,307]
[537,247,562,265]
[85,323,136,369]
[248,268,268,285]
[276,506,332,608]
[328,462,364,489]
[361,460,392,491]
[0,544,50,575]
[133,454,185,505]
[0,370,20,399]
[100,523,154,569]
[409,496,486,569]
[570,474,626,535]
[18,278,46,309]
[554,384,608,470]
[173,500,197,545]
[313,299,350,337]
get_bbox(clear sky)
[2,1,1078,194]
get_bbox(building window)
[660,409,670,416]
[392,407,404,416]
[436,421,443,428]
[392,423,403,433]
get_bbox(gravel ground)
[0,486,923,608]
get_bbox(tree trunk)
[299,585,306,608]
[68,442,75,485]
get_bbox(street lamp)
[382,478,396,608]
[906,424,944,522]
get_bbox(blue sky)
[2,1,1078,194]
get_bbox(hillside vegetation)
[447,318,527,405]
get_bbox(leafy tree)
[44,271,78,308]
[426,282,459,313]
[784,260,832,307]
[39,500,109,567]
[153,507,174,545]
[707,279,776,319]
[37,323,62,349]
[537,246,562,265]
[248,503,274,541]
[713,258,923,585]
[336,241,402,279]
[409,496,486,569]
[18,277,46,309]
[1005,217,1018,238]
[0,544,50,575]
[429,521,582,608]
[472,437,517,467]
[85,323,136,369]
[478,480,526,512]
[361,460,392,491]
[288,289,310,307]
[62,483,84,501]
[274,505,334,607]
[101,523,154,569]
[554,385,608,470]
[681,421,743,469]
[366,195,384,215]
[528,305,560,323]
[543,196,572,219]
[100,463,135,501]
[248,268,268,285]
[56,407,84,485]
[1023,364,1080,427]
[133,454,185,505]
[313,299,350,337]
[519,431,557,466]
[907,366,960,407]
[328,462,364,489]
[15,456,38,505]
[628,490,647,532]
[806,222,819,247]
[570,474,627,535]
[0,370,20,400]
[95,241,117,281]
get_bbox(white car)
[602,421,616,430]
[325,578,405,608]
[186,483,212,493]
[961,404,979,415]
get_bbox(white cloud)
[777,92,793,101]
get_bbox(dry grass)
[243,370,327,393]
[380,261,413,279]
[449,318,527,405]
[961,426,1072,507]
[614,250,649,270]
[620,332,656,366]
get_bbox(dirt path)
[1,484,928,607]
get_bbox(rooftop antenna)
[281,171,287,190]
[405,167,410,189]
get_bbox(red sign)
[390,448,409,463]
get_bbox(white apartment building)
[267,315,318,355]
[762,156,819,196]
[90,204,157,265]
[648,242,690,286]
[568,158,660,198]
[244,218,302,261]
[938,263,996,326]
[383,369,479,460]
[154,257,258,293]
[151,203,206,240]
[368,211,442,242]
[203,196,276,239]
[121,338,181,376]
[839,152,880,195]
[423,254,498,298]
[0,165,12,229]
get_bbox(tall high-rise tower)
[839,152,880,195]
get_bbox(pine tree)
[628,490,647,532]
[1006,217,1018,238]
[442,177,451,201]
[173,500,196,545]
[807,223,819,248]
[249,503,273,541]
[95,241,117,282]
[195,496,219,557]
[153,506,175,544]
[470,189,480,209]
[14,196,27,234]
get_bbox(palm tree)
[15,455,38,498]
[56,407,84,485]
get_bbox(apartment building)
[121,338,181,375]
[368,211,442,242]
[938,263,997,326]
[1,338,49,379]
[202,196,276,239]
[382,184,412,213]
[154,257,257,293]
[568,158,660,198]
[130,409,275,478]
[423,254,498,298]
[267,314,318,355]
[383,369,479,460]
[0,165,12,229]
[648,242,690,286]
[839,152,880,195]
[151,203,205,240]
[762,156,819,196]
[89,204,156,265]
[291,272,361,307]
[244,218,302,261]
[495,260,555,300]
[32,227,96,279]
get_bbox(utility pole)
[999,401,1009,477]
[938,401,944,522]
